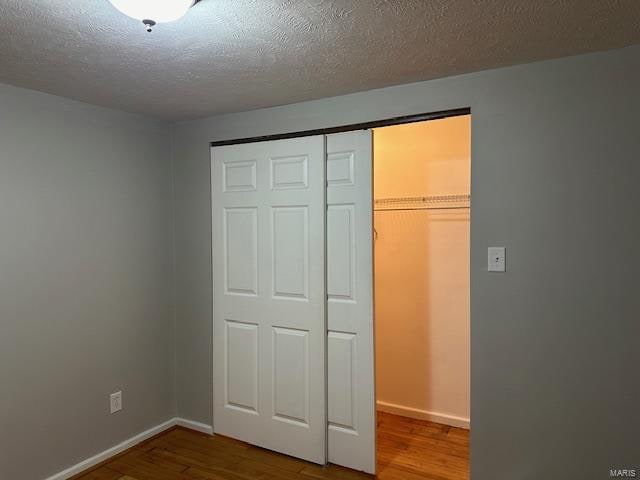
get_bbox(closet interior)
[373,115,471,479]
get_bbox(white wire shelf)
[374,194,470,211]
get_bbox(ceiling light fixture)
[108,0,199,32]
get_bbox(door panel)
[212,136,326,464]
[273,327,310,425]
[327,204,356,300]
[326,131,375,473]
[327,331,357,429]
[224,207,258,295]
[225,320,258,413]
[272,206,309,299]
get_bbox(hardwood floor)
[73,412,468,480]
[376,412,469,480]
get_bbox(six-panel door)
[211,136,327,464]
[326,131,376,473]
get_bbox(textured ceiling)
[1,0,639,120]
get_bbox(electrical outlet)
[110,391,122,414]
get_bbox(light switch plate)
[488,247,506,272]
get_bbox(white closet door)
[211,136,326,464]
[326,131,375,473]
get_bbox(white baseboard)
[175,417,214,434]
[45,417,213,480]
[377,401,470,429]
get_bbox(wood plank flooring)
[73,412,468,480]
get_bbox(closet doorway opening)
[209,108,471,477]
[373,115,471,479]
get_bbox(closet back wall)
[374,117,470,427]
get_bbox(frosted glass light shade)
[108,0,196,23]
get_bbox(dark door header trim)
[209,107,470,147]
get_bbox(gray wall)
[0,84,175,479]
[172,45,640,479]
